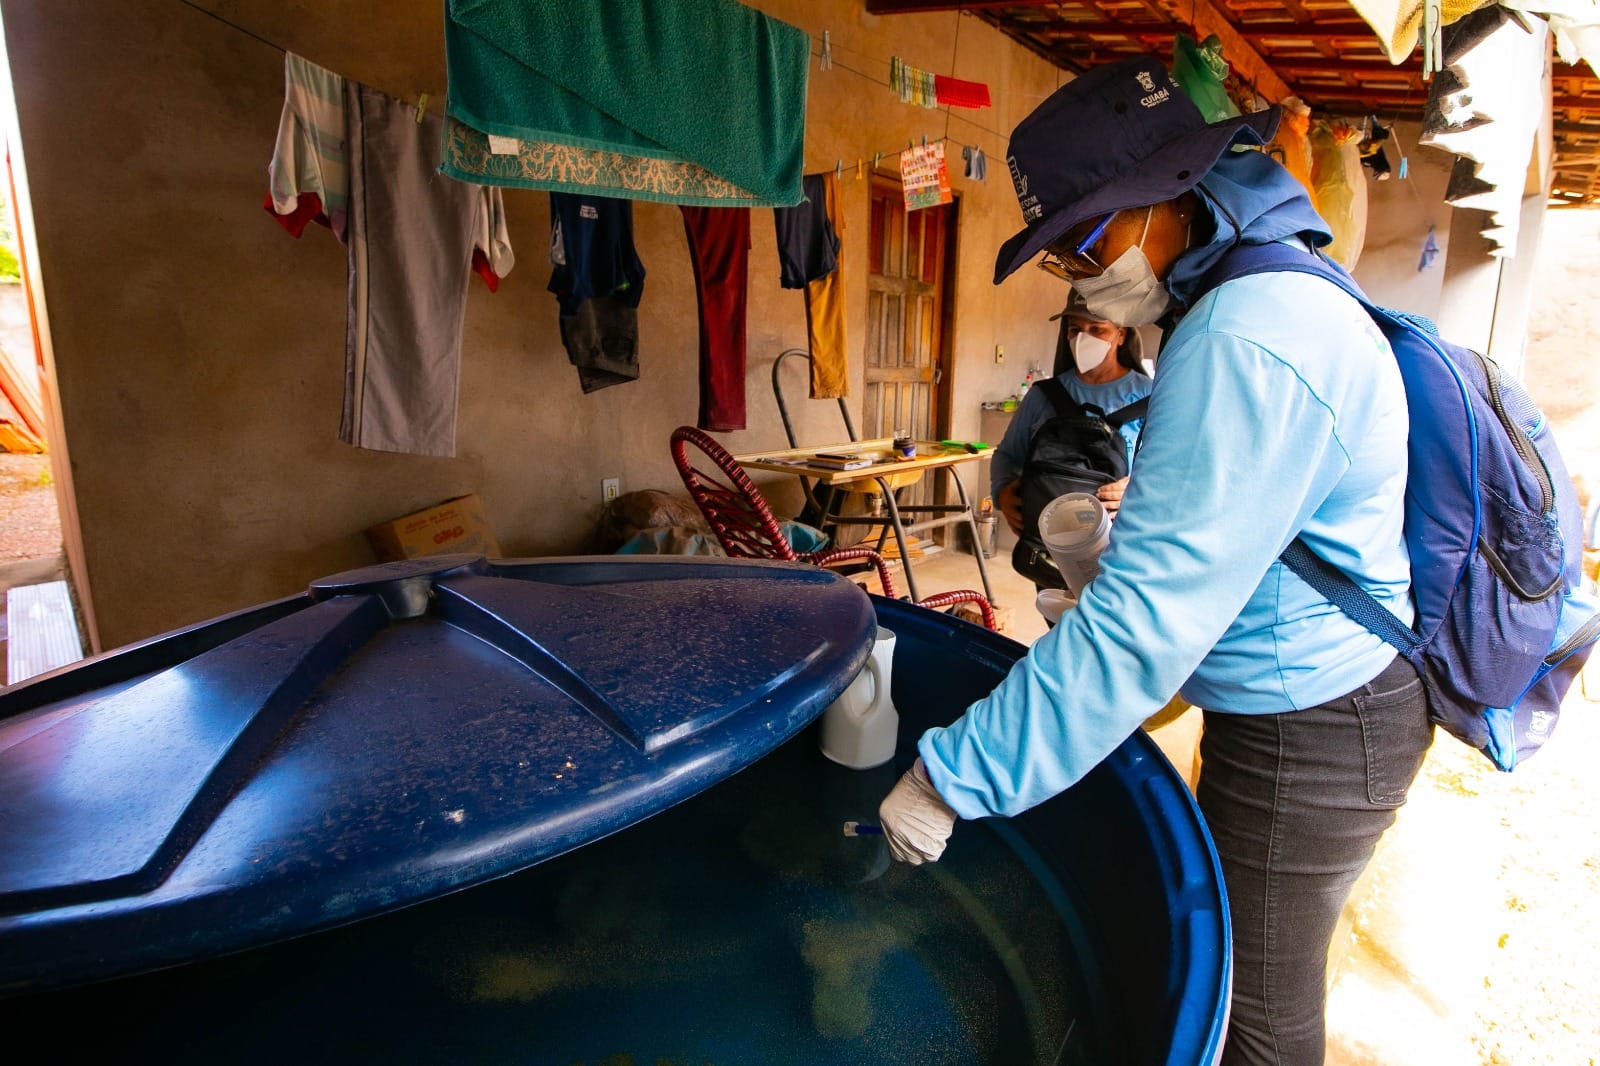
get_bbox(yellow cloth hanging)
[1342,0,1497,63]
[806,172,850,399]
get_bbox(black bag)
[1011,377,1148,589]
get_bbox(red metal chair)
[670,425,996,630]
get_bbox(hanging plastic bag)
[1171,33,1238,123]
[1309,120,1368,270]
[1266,97,1317,208]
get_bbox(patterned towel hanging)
[889,56,941,108]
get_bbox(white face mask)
[1071,332,1114,375]
[1070,206,1173,327]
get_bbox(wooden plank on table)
[6,579,83,685]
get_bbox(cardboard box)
[365,494,501,562]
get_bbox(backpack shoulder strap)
[1200,244,1432,657]
[1279,540,1422,658]
[1199,242,1456,351]
[1194,240,1368,308]
[1036,376,1147,427]
[1105,395,1150,428]
[1033,375,1081,418]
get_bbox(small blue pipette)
[842,821,883,837]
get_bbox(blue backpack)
[1202,242,1600,771]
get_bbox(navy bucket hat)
[994,55,1280,284]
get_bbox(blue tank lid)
[0,554,875,994]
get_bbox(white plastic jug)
[1038,492,1111,599]
[819,627,899,769]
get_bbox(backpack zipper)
[1480,539,1565,601]
[1545,609,1600,666]
[1474,350,1554,514]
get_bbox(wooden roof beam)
[868,0,1361,24]
[867,0,1053,11]
[1308,87,1600,112]
[1031,20,1372,39]
[1273,57,1593,77]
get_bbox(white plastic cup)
[1034,587,1074,626]
[1038,492,1111,600]
[819,627,899,769]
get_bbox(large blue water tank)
[0,555,1227,1063]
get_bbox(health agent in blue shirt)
[874,56,1434,1066]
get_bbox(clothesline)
[806,18,1074,107]
[806,46,1011,147]
[183,0,1005,170]
[823,135,986,182]
[180,0,282,53]
[182,0,445,115]
[807,50,1009,165]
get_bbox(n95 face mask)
[1069,205,1173,327]
[1071,245,1172,326]
[1071,332,1114,375]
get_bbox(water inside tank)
[0,734,1101,1064]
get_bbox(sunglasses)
[1038,211,1118,282]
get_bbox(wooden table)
[734,438,995,604]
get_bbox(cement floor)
[907,542,1600,1065]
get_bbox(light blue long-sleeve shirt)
[989,370,1153,498]
[920,269,1414,819]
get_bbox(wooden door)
[865,178,950,447]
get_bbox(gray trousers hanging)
[343,83,486,457]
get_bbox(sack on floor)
[591,489,708,553]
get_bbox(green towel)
[443,0,809,207]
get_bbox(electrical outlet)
[602,477,621,503]
[994,344,1005,365]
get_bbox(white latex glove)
[879,757,958,864]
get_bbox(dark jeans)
[1197,655,1433,1065]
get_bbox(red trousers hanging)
[680,205,751,432]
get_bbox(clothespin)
[855,158,863,180]
[1389,123,1410,179]
[835,159,842,180]
[820,30,833,71]
[1421,0,1443,77]
[873,151,883,171]
[922,134,928,147]
[415,92,429,124]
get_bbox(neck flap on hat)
[1164,146,1332,309]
